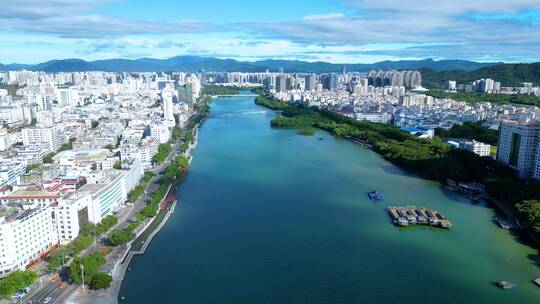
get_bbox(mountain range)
[420,62,540,88]
[0,56,500,73]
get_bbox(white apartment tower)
[497,120,540,179]
[22,126,61,152]
[162,90,175,127]
[0,208,58,277]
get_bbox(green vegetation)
[109,154,189,246]
[43,152,55,164]
[25,163,41,172]
[256,92,540,238]
[435,122,498,145]
[113,161,122,170]
[130,208,167,252]
[424,90,540,106]
[420,62,540,89]
[152,143,172,164]
[0,270,37,297]
[142,171,156,183]
[127,171,156,204]
[107,229,134,246]
[201,85,240,96]
[490,146,498,157]
[297,128,316,136]
[72,235,94,252]
[187,96,211,129]
[128,186,144,203]
[90,272,112,290]
[42,138,76,164]
[69,252,106,285]
[91,120,99,129]
[58,137,76,152]
[517,200,540,233]
[48,215,118,273]
[105,144,114,152]
[171,126,183,140]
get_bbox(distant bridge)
[211,94,258,98]
[209,110,274,118]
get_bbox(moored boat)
[496,280,517,289]
[534,278,540,287]
[368,190,383,201]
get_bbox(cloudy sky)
[1,0,539,64]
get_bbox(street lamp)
[80,264,85,293]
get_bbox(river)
[119,93,539,303]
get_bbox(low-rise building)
[461,140,491,157]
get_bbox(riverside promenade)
[67,196,177,304]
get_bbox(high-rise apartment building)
[497,120,540,179]
[305,75,316,91]
[162,90,175,126]
[0,208,58,278]
[22,126,61,152]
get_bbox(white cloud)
[0,15,222,38]
[0,0,117,19]
[301,13,345,21]
[244,0,540,61]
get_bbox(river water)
[119,94,539,303]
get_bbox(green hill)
[421,62,540,89]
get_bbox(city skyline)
[1,0,540,64]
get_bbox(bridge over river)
[211,94,258,98]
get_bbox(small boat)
[416,216,428,224]
[368,190,383,201]
[496,280,517,289]
[406,215,417,224]
[394,217,409,226]
[428,217,439,225]
[318,137,324,141]
[534,278,540,287]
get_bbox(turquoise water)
[119,94,540,303]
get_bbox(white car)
[43,297,53,304]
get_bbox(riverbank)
[255,93,540,248]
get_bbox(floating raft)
[387,206,452,229]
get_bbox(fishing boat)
[367,190,383,201]
[496,280,517,289]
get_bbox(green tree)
[151,143,172,164]
[517,200,540,232]
[113,161,122,170]
[69,252,106,285]
[171,127,183,140]
[91,120,99,129]
[90,272,112,290]
[72,235,94,253]
[0,271,38,296]
[43,152,56,164]
[107,230,134,246]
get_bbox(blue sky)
[1,0,540,64]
